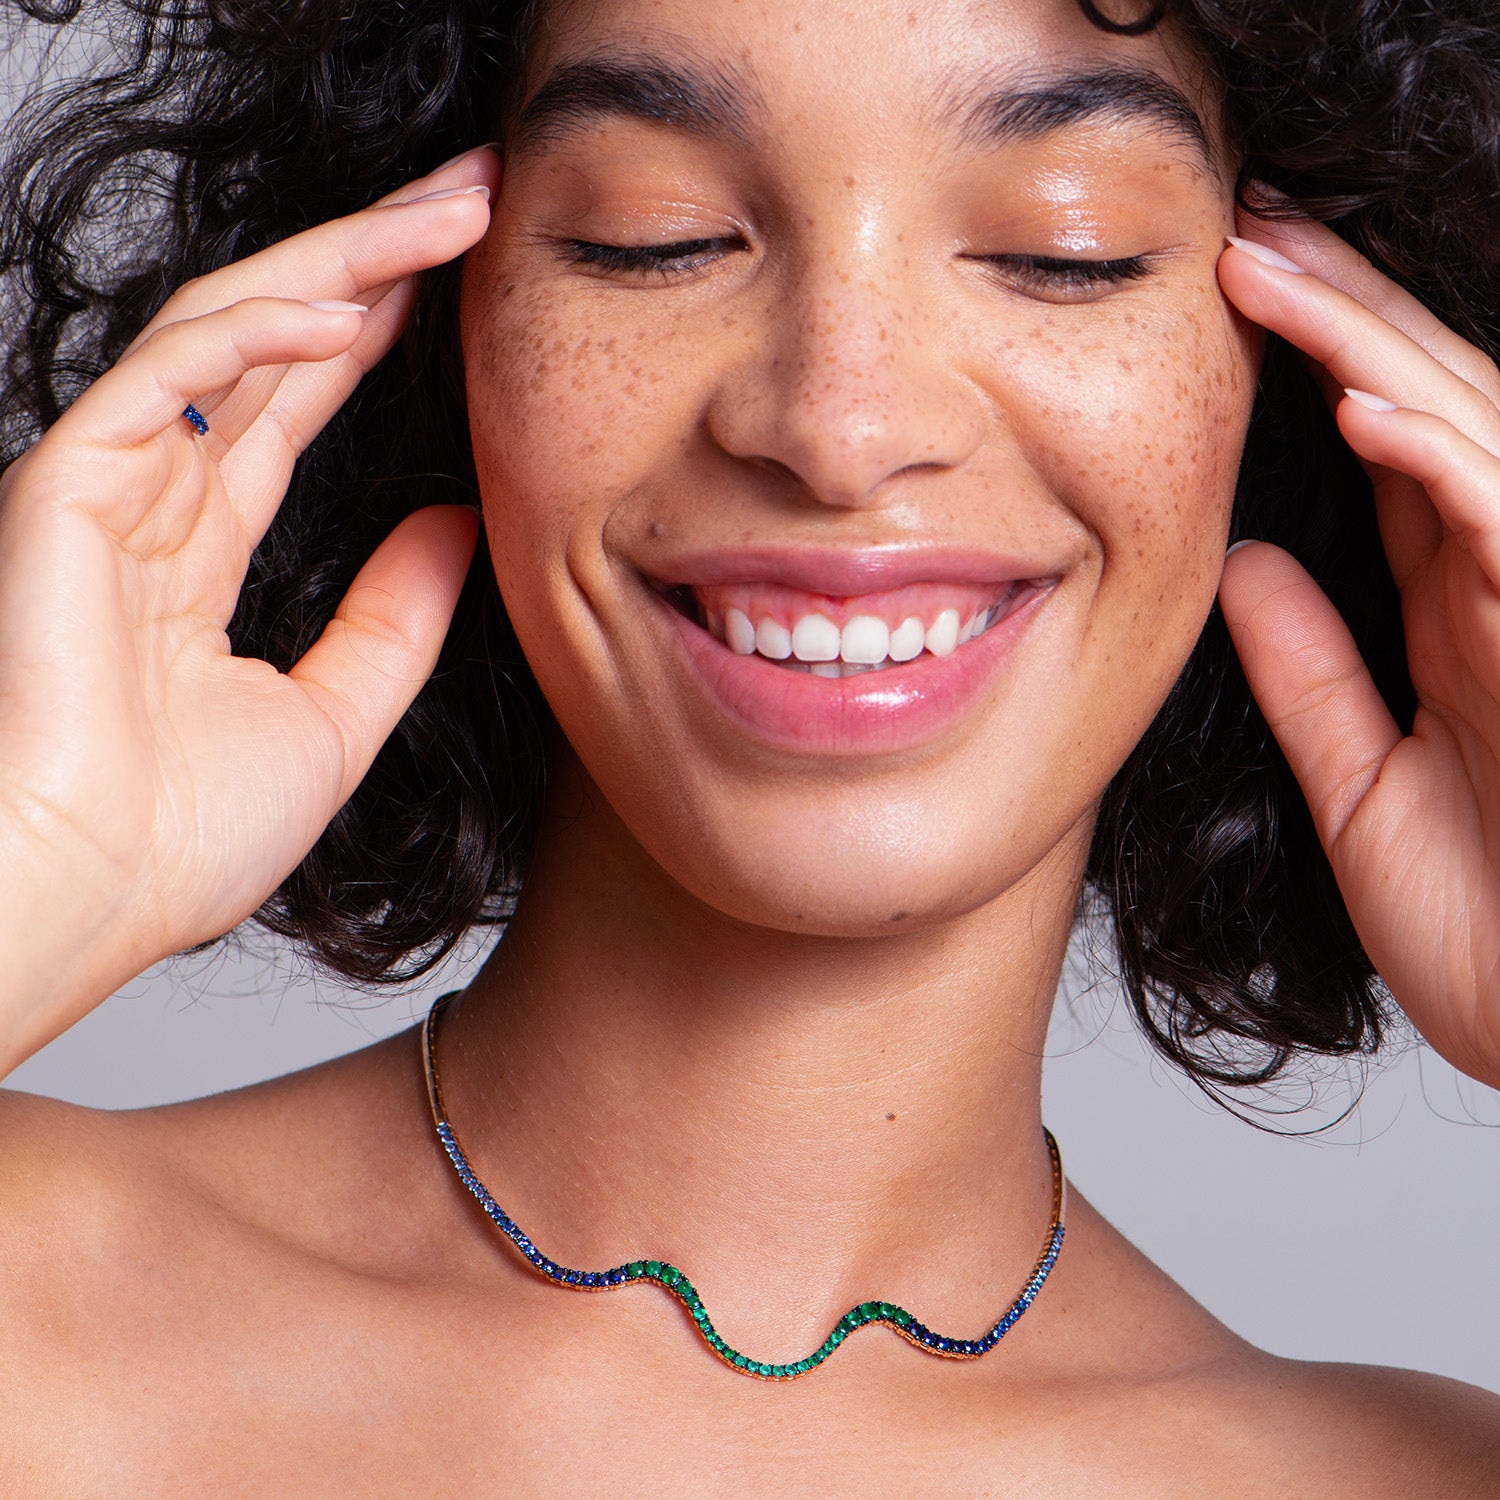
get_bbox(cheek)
[461,261,704,550]
[996,284,1257,662]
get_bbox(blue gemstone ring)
[182,403,210,437]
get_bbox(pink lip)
[651,562,1055,756]
[649,545,1050,597]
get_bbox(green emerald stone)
[662,1266,680,1287]
[894,1308,912,1327]
[732,1353,748,1368]
[796,1359,811,1374]
[877,1303,894,1319]
[645,1260,663,1278]
[627,1262,646,1277]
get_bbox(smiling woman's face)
[460,0,1259,937]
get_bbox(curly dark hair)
[3,0,1493,1099]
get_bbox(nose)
[705,258,987,510]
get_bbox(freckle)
[886,1112,898,1122]
[844,176,856,189]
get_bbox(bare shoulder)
[1046,1196,1500,1499]
[1219,1354,1500,1498]
[1128,1310,1500,1497]
[0,1027,440,1292]
[0,1034,450,1466]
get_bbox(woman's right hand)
[0,149,498,1076]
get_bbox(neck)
[438,760,1088,1358]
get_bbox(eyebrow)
[513,55,1216,173]
[513,57,759,151]
[951,66,1217,171]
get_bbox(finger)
[1235,201,1500,401]
[286,505,480,808]
[124,153,497,353]
[1219,541,1402,853]
[1217,238,1500,457]
[50,297,370,454]
[215,277,420,528]
[1337,389,1500,587]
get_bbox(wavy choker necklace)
[421,991,1066,1381]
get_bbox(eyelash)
[565,238,740,276]
[979,253,1151,294]
[563,239,1152,297]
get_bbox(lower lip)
[656,587,1052,756]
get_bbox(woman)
[1,0,1497,1490]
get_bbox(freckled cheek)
[994,300,1254,606]
[462,291,711,567]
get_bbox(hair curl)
[3,0,1494,1101]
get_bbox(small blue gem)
[564,1270,579,1284]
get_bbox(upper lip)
[645,545,1057,597]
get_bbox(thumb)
[1218,541,1402,855]
[287,503,480,808]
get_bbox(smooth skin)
[0,0,1498,1494]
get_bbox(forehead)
[513,0,1225,175]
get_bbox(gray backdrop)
[5,7,1498,1398]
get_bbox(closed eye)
[973,253,1151,301]
[564,237,744,277]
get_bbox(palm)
[0,158,494,1063]
[1219,212,1500,1087]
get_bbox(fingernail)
[1226,236,1307,275]
[430,142,502,173]
[307,299,369,313]
[1225,539,1257,557]
[403,184,491,206]
[1344,387,1399,412]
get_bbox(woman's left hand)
[1217,210,1500,1090]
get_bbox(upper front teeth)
[721,604,986,666]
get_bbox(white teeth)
[888,616,925,662]
[840,615,889,665]
[925,608,960,658]
[707,597,1008,667]
[725,607,757,655]
[791,614,841,662]
[755,617,793,659]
